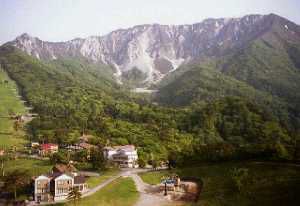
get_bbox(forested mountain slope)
[0,45,296,162]
[155,14,300,129]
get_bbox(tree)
[67,187,82,206]
[89,148,106,170]
[151,159,158,170]
[50,151,68,164]
[138,158,146,168]
[3,169,30,199]
[0,153,9,176]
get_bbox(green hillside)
[156,34,300,130]
[0,68,28,148]
[0,45,297,164]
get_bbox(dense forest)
[0,45,299,165]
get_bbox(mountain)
[9,13,299,87]
[3,13,300,127]
[154,14,300,127]
[0,13,298,165]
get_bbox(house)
[39,143,58,156]
[65,142,97,159]
[53,174,74,201]
[103,146,117,160]
[34,165,88,203]
[34,175,51,202]
[73,176,88,192]
[103,145,138,168]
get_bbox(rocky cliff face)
[9,14,300,85]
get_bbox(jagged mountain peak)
[9,13,299,86]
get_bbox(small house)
[39,143,58,156]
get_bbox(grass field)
[139,162,300,206]
[86,168,120,188]
[5,158,53,176]
[0,69,28,148]
[56,177,139,206]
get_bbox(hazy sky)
[1,0,300,45]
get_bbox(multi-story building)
[103,145,138,168]
[53,174,74,201]
[34,165,87,203]
[34,175,51,202]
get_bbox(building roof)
[52,164,77,174]
[74,176,86,184]
[35,175,50,181]
[41,143,58,150]
[104,145,136,152]
[79,142,97,150]
[55,173,73,180]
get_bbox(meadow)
[0,69,28,148]
[5,158,53,176]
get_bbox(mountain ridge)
[8,13,299,86]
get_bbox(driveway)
[121,169,171,206]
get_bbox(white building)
[34,171,87,203]
[53,174,74,201]
[34,175,51,202]
[103,145,138,168]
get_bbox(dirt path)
[129,173,171,206]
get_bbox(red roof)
[41,143,58,150]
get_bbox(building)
[103,145,138,168]
[74,176,87,192]
[34,164,87,203]
[34,175,51,202]
[39,143,58,156]
[65,142,97,160]
[53,174,74,201]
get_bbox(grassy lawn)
[139,170,168,185]
[58,177,139,206]
[86,168,120,188]
[5,158,53,176]
[0,70,28,148]
[139,162,300,206]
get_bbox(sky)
[0,0,300,45]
